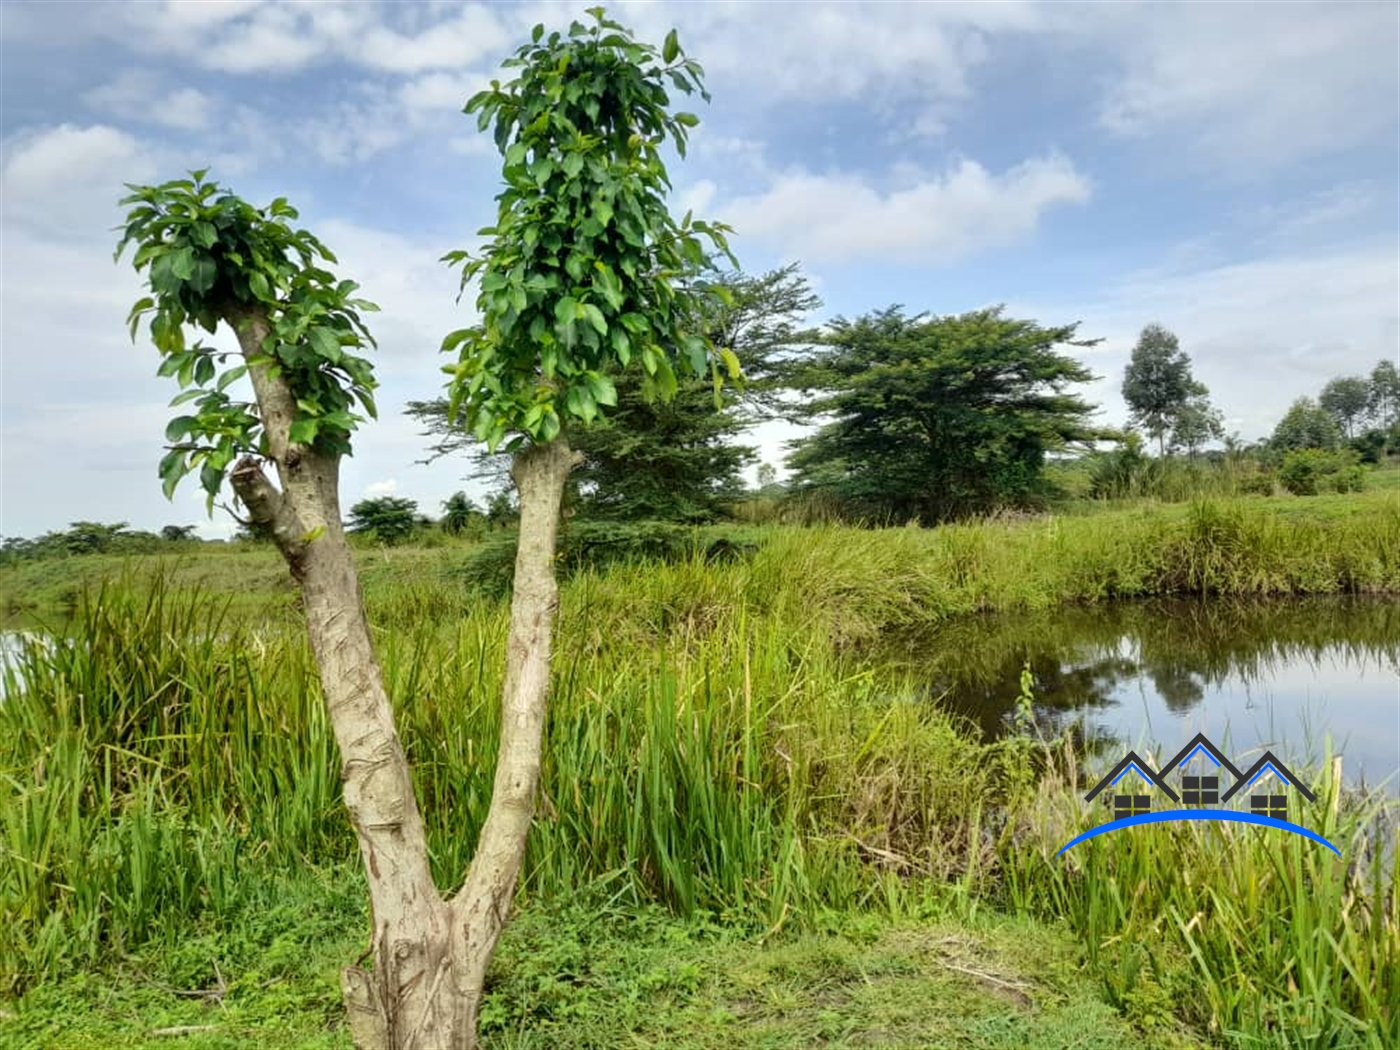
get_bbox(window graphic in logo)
[1058,733,1339,856]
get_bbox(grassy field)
[2,491,1397,1048]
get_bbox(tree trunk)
[223,302,579,1049]
[445,436,581,1043]
[225,306,454,1048]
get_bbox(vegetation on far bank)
[4,485,1397,627]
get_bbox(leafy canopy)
[440,7,737,452]
[788,306,1106,523]
[1121,324,1202,450]
[347,496,421,545]
[1271,397,1342,452]
[115,171,381,509]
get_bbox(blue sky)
[2,0,1397,539]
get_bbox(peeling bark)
[223,302,580,1049]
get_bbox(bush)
[1237,469,1276,496]
[456,520,758,597]
[1279,448,1364,496]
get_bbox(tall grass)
[1002,741,1398,1049]
[2,498,1396,1045]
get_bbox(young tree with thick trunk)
[118,9,733,1049]
[435,8,735,1036]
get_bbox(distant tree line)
[7,283,1396,558]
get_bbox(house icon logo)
[1058,733,1339,856]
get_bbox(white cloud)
[1091,1,1398,168]
[355,4,511,73]
[1021,242,1400,441]
[83,70,215,132]
[720,154,1091,265]
[0,124,161,240]
[363,479,399,497]
[1249,183,1380,246]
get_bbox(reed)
[2,496,1396,1045]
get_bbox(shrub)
[456,520,757,597]
[1279,448,1364,496]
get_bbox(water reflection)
[883,598,1400,792]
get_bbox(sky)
[1,0,1397,540]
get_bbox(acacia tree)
[405,264,815,522]
[787,306,1107,523]
[347,495,420,544]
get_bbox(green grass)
[2,493,1396,1048]
[1,871,1206,1050]
[5,489,1397,630]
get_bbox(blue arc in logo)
[1056,809,1341,857]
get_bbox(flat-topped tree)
[435,8,734,1042]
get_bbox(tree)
[787,306,1107,523]
[1122,324,1202,456]
[757,462,778,490]
[161,524,198,541]
[568,370,754,521]
[1368,359,1399,429]
[484,488,517,530]
[117,174,445,1049]
[441,491,481,535]
[405,264,816,523]
[347,496,419,545]
[1319,376,1371,438]
[1270,397,1342,451]
[1168,395,1225,458]
[57,521,131,554]
[428,11,735,1047]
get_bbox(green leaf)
[586,372,617,407]
[216,364,249,392]
[554,296,579,324]
[307,326,341,361]
[663,28,680,63]
[165,416,198,441]
[609,326,631,365]
[674,112,699,127]
[719,347,742,381]
[289,418,320,445]
[159,450,186,500]
[194,354,216,386]
[169,247,196,281]
[248,271,271,301]
[580,303,607,336]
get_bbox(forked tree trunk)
[225,306,578,1049]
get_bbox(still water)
[885,597,1400,794]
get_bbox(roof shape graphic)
[1084,750,1180,804]
[1160,732,1243,781]
[1220,751,1317,804]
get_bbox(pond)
[884,597,1400,795]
